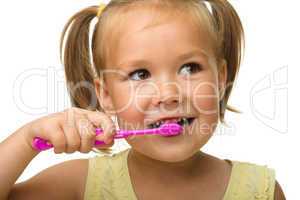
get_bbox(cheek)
[190,78,219,115]
[110,83,132,112]
[116,81,157,108]
[110,82,153,128]
[188,76,219,136]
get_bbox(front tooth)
[155,121,161,127]
[183,118,189,125]
[179,117,188,125]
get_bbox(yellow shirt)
[84,148,276,200]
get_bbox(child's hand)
[23,107,116,153]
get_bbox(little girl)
[0,0,286,199]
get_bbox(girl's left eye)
[179,62,203,75]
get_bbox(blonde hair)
[60,0,245,154]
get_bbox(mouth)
[147,117,196,129]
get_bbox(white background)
[0,0,298,198]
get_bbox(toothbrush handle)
[32,128,161,151]
[32,136,111,151]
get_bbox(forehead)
[105,6,215,68]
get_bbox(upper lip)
[145,115,195,126]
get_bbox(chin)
[127,138,200,163]
[153,149,195,163]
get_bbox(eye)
[128,69,150,81]
[179,62,203,76]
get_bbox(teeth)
[178,118,188,125]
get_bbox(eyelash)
[127,62,203,81]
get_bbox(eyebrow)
[117,49,208,68]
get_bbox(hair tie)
[97,3,107,17]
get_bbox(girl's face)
[95,8,227,162]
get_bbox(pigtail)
[60,6,100,111]
[60,6,113,155]
[205,0,245,123]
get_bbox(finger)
[30,115,67,153]
[84,111,117,144]
[50,124,67,154]
[79,118,97,153]
[62,116,83,154]
[65,108,116,146]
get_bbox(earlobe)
[94,78,101,100]
[218,59,227,100]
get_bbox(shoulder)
[229,160,283,199]
[10,159,89,200]
[41,158,89,200]
[202,153,284,200]
[62,159,89,200]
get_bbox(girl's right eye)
[128,69,150,81]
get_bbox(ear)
[94,77,115,115]
[218,59,227,101]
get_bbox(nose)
[152,81,182,107]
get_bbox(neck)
[128,149,206,180]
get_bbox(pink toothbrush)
[32,123,183,151]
